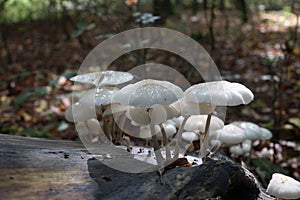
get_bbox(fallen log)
[0,134,270,200]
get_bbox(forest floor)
[0,9,299,187]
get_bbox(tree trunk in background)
[153,0,174,23]
[192,0,199,15]
[234,0,248,23]
[0,0,12,65]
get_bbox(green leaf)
[71,29,84,38]
[14,90,33,106]
[251,158,288,175]
[86,23,96,31]
[21,128,46,138]
[49,77,59,86]
[34,87,47,97]
[76,21,88,30]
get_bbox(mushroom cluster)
[65,70,134,143]
[65,70,274,167]
[209,122,273,156]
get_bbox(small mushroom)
[229,144,244,156]
[168,116,185,128]
[231,121,261,141]
[184,115,224,133]
[259,127,273,140]
[65,102,95,122]
[216,124,245,146]
[182,131,200,143]
[86,118,103,135]
[70,70,134,86]
[266,173,300,199]
[79,87,119,107]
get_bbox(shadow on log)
[0,134,269,200]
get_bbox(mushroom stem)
[200,113,212,160]
[100,106,112,141]
[174,116,190,159]
[150,123,164,165]
[160,124,171,160]
[115,113,126,145]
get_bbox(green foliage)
[2,0,50,23]
[14,87,48,106]
[20,127,52,138]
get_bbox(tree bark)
[0,134,268,200]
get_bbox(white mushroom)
[231,121,261,141]
[183,80,254,159]
[184,115,224,133]
[229,144,244,156]
[266,173,300,199]
[79,87,119,106]
[182,131,200,142]
[70,70,134,86]
[113,79,183,108]
[65,102,95,122]
[126,107,151,126]
[259,127,273,140]
[157,123,177,139]
[241,139,252,153]
[168,116,185,128]
[216,124,245,146]
[181,98,216,116]
[86,118,102,135]
[184,80,254,106]
[112,79,184,164]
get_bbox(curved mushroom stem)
[150,123,164,165]
[160,124,171,160]
[174,116,190,159]
[200,113,212,161]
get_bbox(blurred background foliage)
[0,0,299,187]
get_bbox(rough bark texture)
[0,134,264,200]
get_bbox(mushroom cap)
[165,101,181,118]
[182,131,200,142]
[181,98,216,115]
[76,121,89,136]
[259,127,273,140]
[102,103,129,116]
[126,107,150,126]
[168,116,185,128]
[229,144,244,156]
[65,102,95,122]
[79,87,119,106]
[113,79,184,108]
[149,105,168,125]
[184,115,224,133]
[217,124,246,145]
[156,123,177,140]
[231,121,261,140]
[184,81,254,106]
[126,105,170,126]
[242,139,252,153]
[70,70,134,86]
[266,173,300,199]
